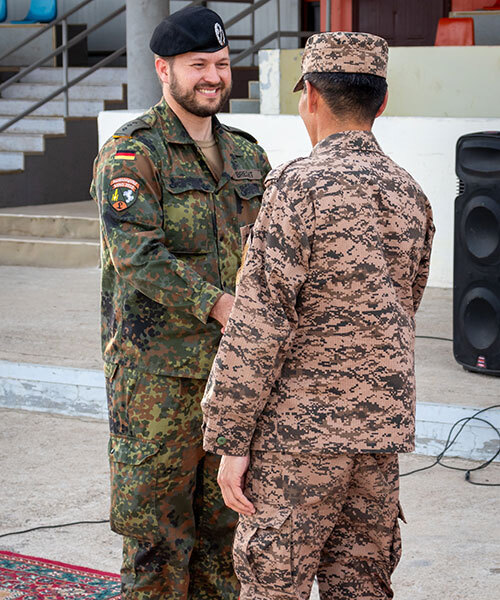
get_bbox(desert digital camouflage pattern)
[106,365,239,599]
[90,99,270,379]
[202,129,435,456]
[234,451,402,599]
[293,32,388,92]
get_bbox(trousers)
[104,364,239,600]
[233,451,403,600]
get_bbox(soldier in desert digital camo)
[202,31,435,599]
[90,5,270,599]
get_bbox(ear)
[375,89,389,118]
[304,80,319,114]
[155,57,169,85]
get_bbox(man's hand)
[209,293,234,329]
[217,454,255,515]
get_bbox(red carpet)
[0,551,120,599]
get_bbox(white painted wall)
[97,110,500,290]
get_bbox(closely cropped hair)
[303,72,387,123]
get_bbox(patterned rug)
[0,551,120,599]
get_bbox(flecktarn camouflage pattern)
[92,99,270,599]
[203,130,434,457]
[106,367,238,599]
[234,452,403,599]
[293,31,388,91]
[91,98,270,379]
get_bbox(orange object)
[435,17,475,45]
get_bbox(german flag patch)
[115,151,136,161]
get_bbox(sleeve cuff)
[192,283,224,324]
[202,418,252,456]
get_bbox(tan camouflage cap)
[293,31,388,92]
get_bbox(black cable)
[401,405,500,486]
[0,519,110,539]
[415,335,453,342]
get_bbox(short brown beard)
[168,64,232,117]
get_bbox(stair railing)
[0,0,315,134]
[220,0,313,65]
[0,0,125,133]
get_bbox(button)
[217,435,227,446]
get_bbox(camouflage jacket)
[90,99,270,378]
[202,130,435,454]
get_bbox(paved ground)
[0,264,498,409]
[0,408,498,599]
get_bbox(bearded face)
[166,49,232,117]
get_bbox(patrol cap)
[150,6,228,57]
[293,31,388,92]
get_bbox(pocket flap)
[165,176,213,194]
[235,181,264,200]
[109,435,161,466]
[242,506,290,530]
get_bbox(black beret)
[150,6,228,57]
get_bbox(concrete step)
[0,213,99,240]
[0,98,104,117]
[0,151,24,172]
[0,235,100,268]
[0,133,45,152]
[0,116,65,135]
[229,98,260,114]
[2,83,124,101]
[20,67,127,85]
[248,80,260,100]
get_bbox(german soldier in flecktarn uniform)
[202,32,435,599]
[90,5,270,599]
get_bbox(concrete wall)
[98,110,500,289]
[261,46,500,118]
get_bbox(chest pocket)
[234,179,264,228]
[163,177,214,254]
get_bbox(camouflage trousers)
[104,364,239,600]
[233,451,403,600]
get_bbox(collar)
[311,129,382,158]
[153,99,241,158]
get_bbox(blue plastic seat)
[11,0,57,24]
[0,0,7,23]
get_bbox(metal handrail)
[0,46,126,134]
[0,0,312,135]
[0,0,96,64]
[225,0,273,28]
[0,5,125,95]
[231,30,314,66]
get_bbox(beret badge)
[215,23,226,46]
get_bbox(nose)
[202,63,221,86]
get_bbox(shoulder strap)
[265,157,304,186]
[221,124,258,144]
[113,116,154,138]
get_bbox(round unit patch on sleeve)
[109,177,140,212]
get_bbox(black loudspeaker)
[454,131,500,376]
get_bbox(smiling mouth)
[196,87,221,97]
